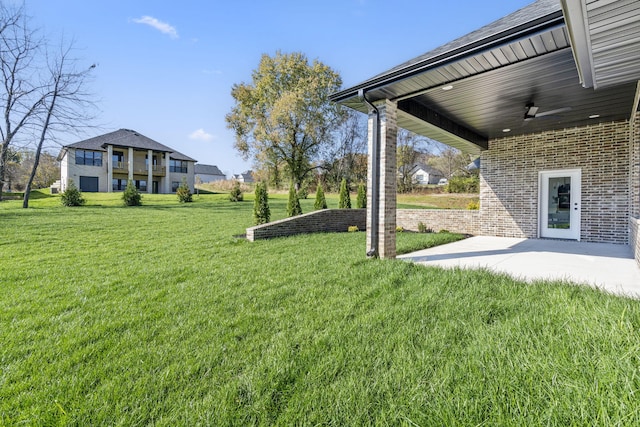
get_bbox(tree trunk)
[23,88,57,208]
[0,141,9,201]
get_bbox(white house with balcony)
[58,129,197,194]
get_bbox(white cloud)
[132,16,178,39]
[189,128,214,142]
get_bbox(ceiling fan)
[524,103,572,121]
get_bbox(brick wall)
[247,208,479,241]
[631,217,640,266]
[246,209,366,241]
[482,120,630,244]
[632,112,640,266]
[397,209,480,235]
[632,112,640,219]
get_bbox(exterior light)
[502,128,511,133]
[589,114,600,119]
[442,85,454,91]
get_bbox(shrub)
[60,180,85,207]
[176,177,193,203]
[467,200,480,210]
[348,225,359,232]
[446,175,479,193]
[253,182,270,225]
[396,226,404,233]
[356,183,366,209]
[122,180,142,206]
[417,221,433,233]
[338,178,351,209]
[439,229,450,233]
[287,184,302,217]
[229,181,243,202]
[314,183,327,210]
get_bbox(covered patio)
[330,0,640,267]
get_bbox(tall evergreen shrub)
[356,183,366,209]
[338,178,351,209]
[253,182,270,224]
[60,179,85,207]
[122,180,142,206]
[176,177,193,203]
[314,183,327,210]
[287,184,302,216]
[229,181,243,202]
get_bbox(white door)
[539,169,581,240]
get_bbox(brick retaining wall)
[246,209,366,241]
[246,208,478,241]
[396,209,480,235]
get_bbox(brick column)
[631,111,640,218]
[367,99,397,259]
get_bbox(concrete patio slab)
[399,236,640,299]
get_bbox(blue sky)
[25,0,533,176]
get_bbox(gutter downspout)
[359,89,379,258]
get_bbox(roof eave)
[559,0,595,89]
[330,9,565,105]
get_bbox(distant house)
[398,163,444,185]
[195,164,226,183]
[411,163,444,185]
[233,171,254,183]
[58,129,197,194]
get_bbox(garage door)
[79,176,99,192]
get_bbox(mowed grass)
[1,191,640,426]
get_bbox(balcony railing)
[110,162,166,176]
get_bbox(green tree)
[338,178,351,209]
[253,182,270,225]
[176,177,192,203]
[314,182,327,210]
[287,183,302,217]
[356,183,366,209]
[122,180,142,206]
[226,51,344,191]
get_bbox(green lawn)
[1,191,640,426]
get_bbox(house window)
[76,149,103,166]
[172,181,180,192]
[135,180,147,192]
[112,179,127,191]
[113,151,124,169]
[169,160,187,173]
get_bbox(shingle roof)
[195,164,225,176]
[63,129,197,162]
[331,0,563,102]
[378,0,561,78]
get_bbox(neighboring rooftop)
[62,129,197,162]
[195,164,225,176]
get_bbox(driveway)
[399,236,640,299]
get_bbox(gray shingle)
[64,129,197,162]
[195,164,225,176]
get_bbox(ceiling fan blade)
[535,107,572,117]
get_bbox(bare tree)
[23,46,96,208]
[321,109,367,190]
[0,4,97,204]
